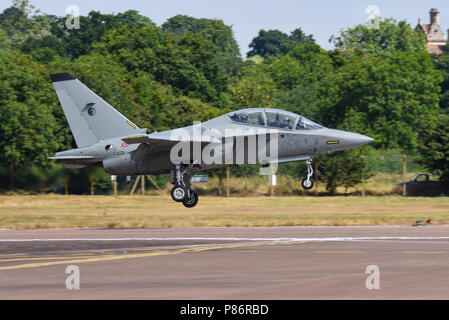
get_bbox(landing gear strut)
[301,159,315,191]
[170,164,199,208]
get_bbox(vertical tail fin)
[51,73,145,148]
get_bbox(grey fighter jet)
[49,73,374,208]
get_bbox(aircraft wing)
[123,134,221,162]
[122,129,278,161]
[122,135,178,153]
[122,128,278,147]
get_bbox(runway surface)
[1,226,449,299]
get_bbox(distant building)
[416,8,448,54]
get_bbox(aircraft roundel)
[121,142,129,148]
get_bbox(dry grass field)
[0,195,448,229]
[184,172,421,196]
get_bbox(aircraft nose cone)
[344,133,375,149]
[323,129,375,152]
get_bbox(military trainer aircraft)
[49,73,374,208]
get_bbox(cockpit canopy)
[228,108,323,130]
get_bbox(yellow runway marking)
[0,241,307,271]
[0,253,98,260]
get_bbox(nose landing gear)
[171,164,200,208]
[301,159,315,191]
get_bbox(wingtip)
[50,73,76,83]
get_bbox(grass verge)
[0,195,448,229]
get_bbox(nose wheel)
[171,165,200,208]
[302,159,315,191]
[302,178,315,190]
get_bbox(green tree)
[261,42,334,119]
[162,15,242,75]
[419,113,449,182]
[319,49,441,153]
[95,25,229,104]
[247,28,314,58]
[287,28,315,46]
[433,50,449,112]
[247,29,289,57]
[225,66,276,109]
[0,0,50,48]
[20,10,155,59]
[0,52,64,189]
[318,150,368,194]
[230,41,334,121]
[159,96,223,130]
[321,19,441,153]
[331,18,427,56]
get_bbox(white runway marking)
[1,237,449,242]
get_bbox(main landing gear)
[171,165,199,208]
[301,159,315,191]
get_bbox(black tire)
[182,192,199,208]
[171,185,187,202]
[302,178,314,190]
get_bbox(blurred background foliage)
[0,0,447,195]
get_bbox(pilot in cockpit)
[258,114,265,126]
[230,113,239,122]
[297,117,306,129]
[273,114,281,127]
[282,117,292,129]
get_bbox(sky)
[1,0,449,55]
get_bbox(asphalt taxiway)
[0,226,449,299]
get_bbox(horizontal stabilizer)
[48,156,95,161]
[48,156,95,160]
[48,156,99,164]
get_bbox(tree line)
[0,0,448,194]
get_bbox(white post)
[111,175,117,196]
